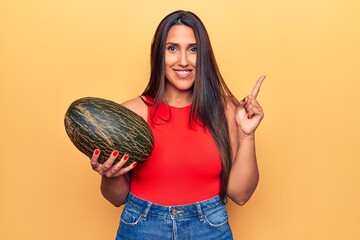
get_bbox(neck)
[164,96,192,107]
[164,90,192,108]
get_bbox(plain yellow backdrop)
[1,0,360,239]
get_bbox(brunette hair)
[142,10,237,202]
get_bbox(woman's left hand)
[236,75,266,136]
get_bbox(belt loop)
[196,203,204,221]
[142,202,152,220]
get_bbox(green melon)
[64,97,154,167]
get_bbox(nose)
[178,50,189,67]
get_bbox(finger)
[102,150,119,171]
[90,149,101,169]
[251,75,266,99]
[245,96,263,110]
[238,97,247,109]
[106,154,129,177]
[245,96,262,114]
[113,161,138,177]
[245,96,264,118]
[247,104,264,119]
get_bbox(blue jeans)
[116,193,233,240]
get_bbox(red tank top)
[129,99,222,205]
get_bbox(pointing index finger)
[251,75,266,98]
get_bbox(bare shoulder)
[121,96,147,121]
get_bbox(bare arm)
[100,173,130,207]
[90,96,147,207]
[226,76,265,206]
[91,150,135,207]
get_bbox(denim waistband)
[125,192,224,220]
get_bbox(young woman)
[89,10,265,240]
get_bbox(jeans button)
[171,209,183,215]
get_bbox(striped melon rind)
[64,97,154,167]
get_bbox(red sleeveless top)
[130,99,222,205]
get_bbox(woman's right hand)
[90,149,137,178]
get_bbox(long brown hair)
[142,10,237,202]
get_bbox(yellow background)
[1,0,360,239]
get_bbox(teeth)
[176,70,190,75]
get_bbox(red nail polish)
[132,162,137,167]
[94,149,100,155]
[113,151,118,157]
[124,154,129,161]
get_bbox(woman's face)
[164,25,197,95]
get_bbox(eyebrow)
[165,42,197,46]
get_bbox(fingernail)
[123,154,129,161]
[94,149,100,155]
[132,162,137,167]
[113,151,119,157]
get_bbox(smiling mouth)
[175,70,192,75]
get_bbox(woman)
[90,10,265,239]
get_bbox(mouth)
[175,70,192,74]
[173,69,193,78]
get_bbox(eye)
[167,45,177,52]
[189,46,197,53]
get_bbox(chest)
[144,105,222,177]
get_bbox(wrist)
[101,174,125,183]
[237,129,255,141]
